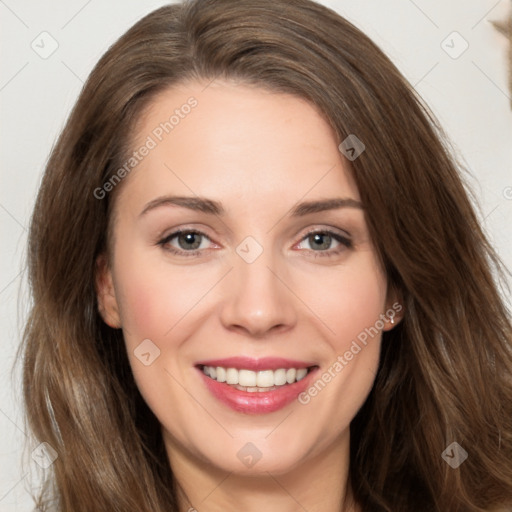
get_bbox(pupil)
[311,233,331,250]
[179,232,201,250]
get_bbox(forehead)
[119,80,360,213]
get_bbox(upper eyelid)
[300,226,351,240]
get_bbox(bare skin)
[96,80,402,512]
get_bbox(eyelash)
[157,228,353,259]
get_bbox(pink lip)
[195,356,316,371]
[196,363,319,415]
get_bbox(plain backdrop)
[1,0,511,509]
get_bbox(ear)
[382,285,405,332]
[95,253,122,328]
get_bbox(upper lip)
[195,356,317,371]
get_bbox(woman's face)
[96,80,400,476]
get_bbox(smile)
[200,365,312,391]
[195,358,319,414]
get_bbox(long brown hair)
[20,0,512,510]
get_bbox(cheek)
[116,275,170,346]
[112,253,194,411]
[292,259,386,442]
[303,253,387,350]
[111,245,217,399]
[113,248,201,344]
[294,252,386,414]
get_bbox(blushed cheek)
[124,288,160,343]
[337,285,385,349]
[114,268,186,406]
[309,271,385,421]
[114,259,210,352]
[112,248,172,349]
[303,261,387,355]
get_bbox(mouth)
[194,358,319,414]
[197,364,317,392]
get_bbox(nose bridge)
[219,235,296,336]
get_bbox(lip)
[196,362,319,415]
[195,356,316,371]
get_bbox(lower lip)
[197,366,318,414]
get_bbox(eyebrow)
[138,195,364,218]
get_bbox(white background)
[1,0,511,509]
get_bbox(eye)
[158,229,213,257]
[157,227,352,259]
[295,229,352,258]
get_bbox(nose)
[219,246,297,338]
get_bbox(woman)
[21,0,512,510]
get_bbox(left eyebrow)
[289,197,364,216]
[138,195,364,218]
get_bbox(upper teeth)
[202,366,309,387]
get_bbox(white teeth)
[296,368,308,381]
[216,366,226,383]
[226,368,239,385]
[239,369,257,387]
[256,370,274,388]
[201,365,312,388]
[273,368,287,386]
[286,368,296,384]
